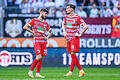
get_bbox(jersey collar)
[68,14,77,17]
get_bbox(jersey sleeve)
[63,17,67,25]
[27,19,35,27]
[46,23,51,31]
[77,16,85,25]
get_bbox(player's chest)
[34,21,47,30]
[66,18,79,28]
[66,18,77,24]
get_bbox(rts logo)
[0,50,33,67]
[0,51,11,67]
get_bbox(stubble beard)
[41,15,46,20]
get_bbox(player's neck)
[69,12,75,17]
[38,16,44,21]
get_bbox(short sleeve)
[63,17,67,24]
[27,19,35,27]
[77,16,85,25]
[46,23,51,31]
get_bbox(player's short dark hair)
[40,8,48,13]
[66,4,76,10]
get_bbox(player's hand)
[75,33,82,37]
[44,37,48,41]
[63,32,67,37]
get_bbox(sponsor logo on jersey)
[37,50,40,53]
[67,23,72,28]
[37,28,44,33]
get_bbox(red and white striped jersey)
[63,14,85,41]
[28,18,51,44]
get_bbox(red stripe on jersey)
[32,27,38,29]
[66,27,77,30]
[67,31,77,33]
[35,39,44,40]
[66,35,74,37]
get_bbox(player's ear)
[72,8,74,11]
[40,11,43,14]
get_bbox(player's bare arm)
[44,29,53,41]
[62,22,67,37]
[75,23,88,37]
[23,24,36,37]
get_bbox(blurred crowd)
[4,0,120,17]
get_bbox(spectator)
[55,0,65,8]
[66,0,77,6]
[5,0,22,13]
[20,0,31,13]
[7,0,18,7]
[99,0,113,7]
[113,9,120,17]
[109,0,114,6]
[15,0,22,7]
[101,1,106,6]
[76,0,86,6]
[111,0,118,7]
[31,0,43,13]
[56,7,66,17]
[30,7,34,13]
[4,0,22,7]
[77,7,87,17]
[28,0,33,4]
[45,0,55,8]
[113,0,120,16]
[102,7,113,17]
[44,0,55,17]
[100,2,113,17]
[98,0,106,6]
[89,4,99,18]
[48,7,56,17]
[88,0,95,6]
[87,0,96,15]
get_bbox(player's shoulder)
[43,20,48,24]
[65,15,68,18]
[75,14,81,18]
[30,18,37,21]
[33,18,38,20]
[75,14,83,20]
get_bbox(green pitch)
[0,67,120,80]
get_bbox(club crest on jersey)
[37,50,40,53]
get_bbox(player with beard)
[62,4,88,77]
[23,8,53,78]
